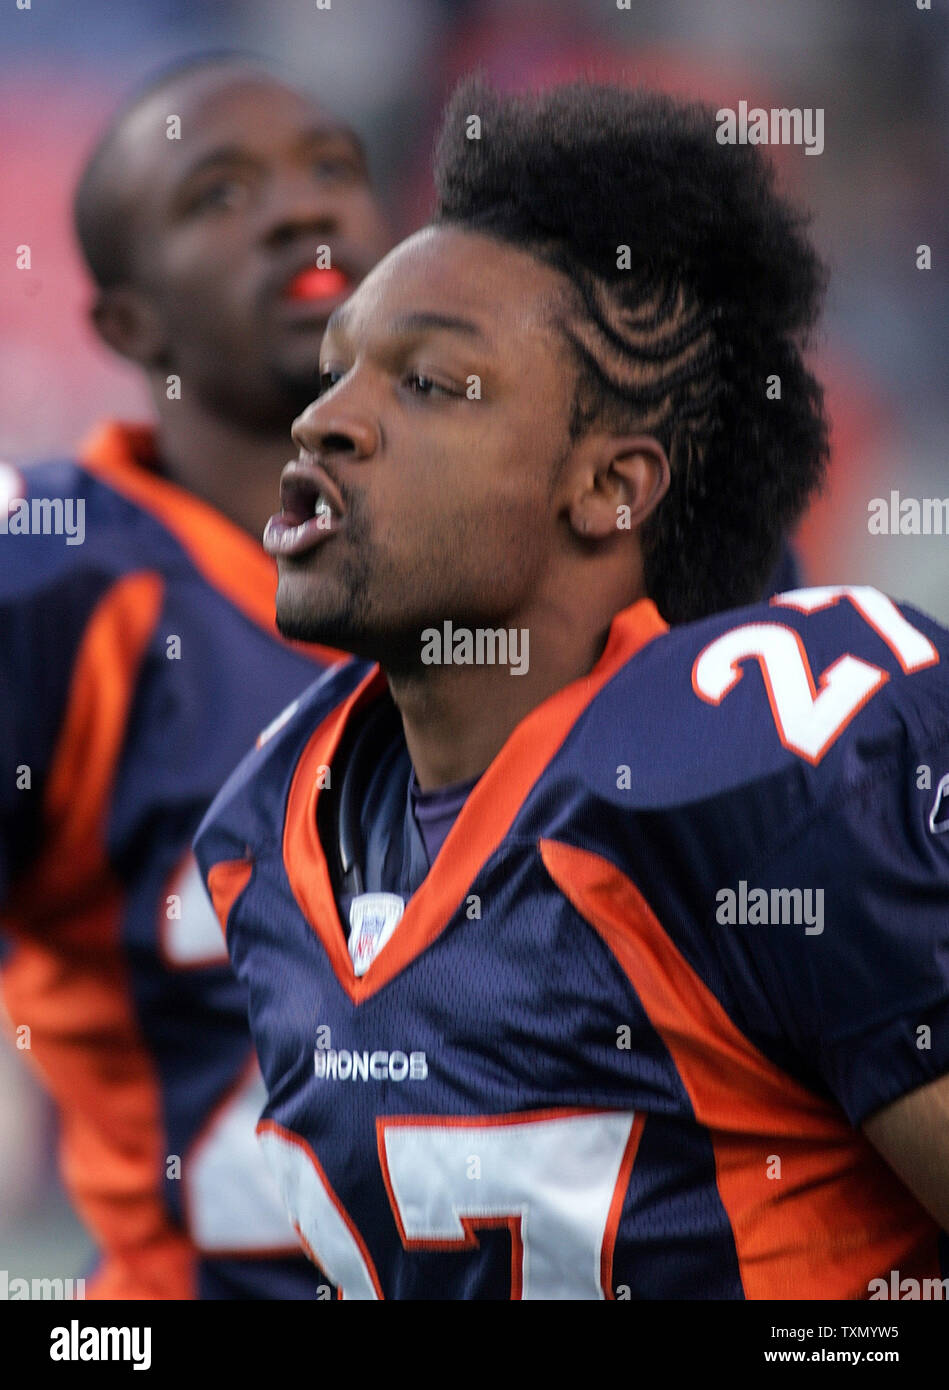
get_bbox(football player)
[0,54,390,1298]
[195,80,949,1298]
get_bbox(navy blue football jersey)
[195,588,949,1299]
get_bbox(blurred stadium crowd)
[1,0,947,1282]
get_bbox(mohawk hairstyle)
[432,78,829,624]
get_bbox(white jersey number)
[692,586,937,764]
[161,852,298,1253]
[259,1110,640,1299]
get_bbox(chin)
[274,571,358,651]
[275,593,420,673]
[275,594,337,646]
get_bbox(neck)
[152,395,294,539]
[387,600,617,791]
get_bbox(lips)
[263,460,345,559]
[283,266,351,304]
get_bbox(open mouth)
[262,463,344,559]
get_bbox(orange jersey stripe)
[540,838,942,1300]
[10,571,163,911]
[207,859,254,939]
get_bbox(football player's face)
[121,71,391,425]
[269,226,579,666]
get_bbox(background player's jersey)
[196,588,949,1299]
[0,422,343,1299]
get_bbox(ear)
[567,434,670,541]
[90,287,169,369]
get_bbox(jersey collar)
[283,599,669,1004]
[79,421,342,664]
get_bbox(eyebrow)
[391,311,485,338]
[178,128,360,184]
[325,308,486,340]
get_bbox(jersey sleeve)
[716,722,949,1126]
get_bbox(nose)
[263,167,343,247]
[292,397,378,462]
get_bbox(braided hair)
[433,78,829,623]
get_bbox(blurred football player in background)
[0,52,390,1298]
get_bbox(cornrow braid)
[433,78,829,624]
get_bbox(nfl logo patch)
[348,893,405,976]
